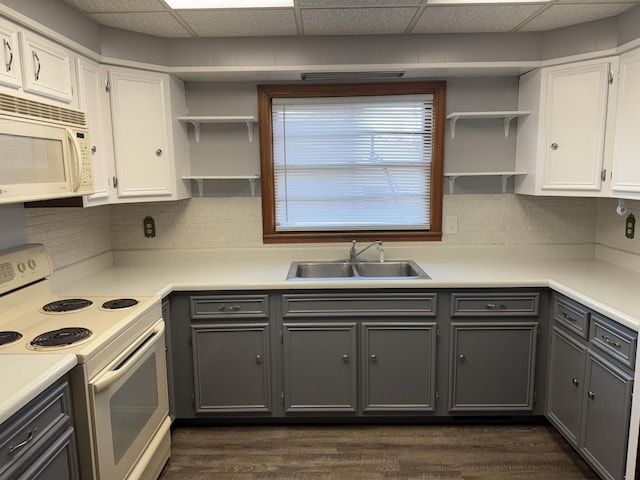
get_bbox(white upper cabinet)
[0,18,22,89]
[19,31,74,104]
[107,67,190,202]
[610,48,640,200]
[76,57,114,207]
[515,58,618,196]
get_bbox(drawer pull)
[370,354,377,362]
[601,335,622,348]
[572,378,579,387]
[218,305,241,312]
[9,428,37,454]
[486,303,506,310]
[588,391,595,400]
[342,354,350,363]
[459,354,466,362]
[561,312,578,323]
[255,354,262,364]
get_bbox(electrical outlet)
[445,215,458,235]
[144,216,156,238]
[626,214,635,239]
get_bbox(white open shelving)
[446,111,529,139]
[444,171,527,193]
[177,115,258,142]
[182,175,260,197]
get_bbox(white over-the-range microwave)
[0,91,94,204]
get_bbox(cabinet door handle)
[370,354,377,362]
[588,391,595,400]
[551,143,559,150]
[459,354,466,362]
[9,428,37,453]
[32,51,41,81]
[255,354,262,364]
[572,378,579,387]
[156,148,163,156]
[3,39,13,72]
[486,303,506,310]
[561,311,578,323]
[601,335,622,348]
[342,354,349,363]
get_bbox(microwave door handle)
[92,321,165,394]
[66,129,82,192]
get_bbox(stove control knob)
[28,259,36,270]
[17,262,26,273]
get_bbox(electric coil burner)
[30,327,92,348]
[42,298,93,313]
[0,331,22,346]
[102,298,139,310]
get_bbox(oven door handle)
[92,321,165,394]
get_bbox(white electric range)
[0,244,171,480]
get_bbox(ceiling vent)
[300,71,406,81]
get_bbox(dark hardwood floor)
[158,423,599,479]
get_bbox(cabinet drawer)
[282,293,437,318]
[0,380,71,474]
[589,314,637,368]
[553,294,590,339]
[450,293,539,317]
[190,295,269,319]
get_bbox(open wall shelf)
[446,111,529,139]
[444,171,527,193]
[183,175,260,196]
[177,116,258,142]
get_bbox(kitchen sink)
[287,260,430,280]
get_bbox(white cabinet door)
[516,58,617,196]
[611,48,640,199]
[76,58,114,206]
[0,18,22,89]
[19,31,74,103]
[108,68,175,200]
[541,61,612,192]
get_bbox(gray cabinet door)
[546,327,586,446]
[191,323,271,413]
[361,323,436,412]
[449,322,538,411]
[282,323,357,413]
[580,352,633,480]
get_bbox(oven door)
[89,319,169,480]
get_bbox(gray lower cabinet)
[192,323,272,413]
[449,322,538,411]
[547,293,636,480]
[362,323,437,412]
[0,377,79,480]
[282,322,357,413]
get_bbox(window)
[258,82,446,243]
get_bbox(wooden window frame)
[258,81,446,244]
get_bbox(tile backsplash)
[22,194,637,271]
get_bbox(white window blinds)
[272,94,433,232]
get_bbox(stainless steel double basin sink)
[286,260,430,280]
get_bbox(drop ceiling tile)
[302,7,418,35]
[64,0,166,13]
[90,12,191,37]
[520,3,635,31]
[178,10,298,37]
[299,0,420,6]
[412,5,542,33]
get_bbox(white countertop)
[50,245,640,332]
[0,354,77,424]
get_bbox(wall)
[24,205,111,270]
[0,204,26,250]
[596,198,640,256]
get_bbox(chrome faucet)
[349,240,383,262]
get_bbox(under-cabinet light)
[165,0,293,8]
